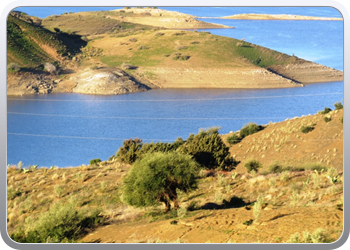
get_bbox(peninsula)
[7,8,343,96]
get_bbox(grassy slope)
[42,11,155,36]
[94,29,301,70]
[7,14,66,68]
[42,11,305,71]
[7,109,343,243]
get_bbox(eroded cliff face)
[7,73,56,95]
[7,69,151,96]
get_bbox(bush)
[178,127,239,171]
[89,158,101,165]
[122,152,199,212]
[116,138,143,164]
[268,164,284,173]
[301,125,315,133]
[11,201,102,243]
[244,160,262,173]
[319,107,332,114]
[334,102,343,110]
[226,134,242,145]
[116,138,184,164]
[324,117,331,123]
[240,123,264,138]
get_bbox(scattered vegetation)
[286,228,334,243]
[10,200,102,243]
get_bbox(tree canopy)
[122,152,199,212]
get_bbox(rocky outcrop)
[70,69,150,95]
[7,73,55,95]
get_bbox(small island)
[220,13,343,20]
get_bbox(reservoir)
[7,7,343,167]
[7,81,343,167]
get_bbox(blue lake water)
[7,7,344,167]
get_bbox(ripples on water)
[7,7,343,167]
[7,81,343,167]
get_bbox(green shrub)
[89,158,101,165]
[239,123,264,138]
[244,160,262,173]
[319,107,332,114]
[116,138,143,164]
[11,200,102,243]
[116,138,184,164]
[268,164,284,173]
[178,127,239,171]
[122,152,199,212]
[301,125,315,133]
[324,117,331,123]
[334,102,343,110]
[226,134,242,145]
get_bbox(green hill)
[7,12,86,69]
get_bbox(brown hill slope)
[225,109,343,173]
[7,109,343,243]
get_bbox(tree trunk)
[164,200,171,212]
[173,196,179,210]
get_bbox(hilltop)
[7,108,343,243]
[7,8,343,96]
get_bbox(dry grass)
[7,110,343,243]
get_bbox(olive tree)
[122,152,199,212]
